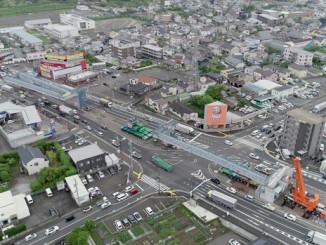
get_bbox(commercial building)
[44,24,79,39]
[280,108,325,157]
[283,47,313,66]
[11,29,42,46]
[108,39,136,59]
[17,145,49,175]
[271,85,294,100]
[24,19,52,29]
[65,175,89,206]
[0,191,30,227]
[141,44,163,59]
[68,144,107,173]
[26,51,46,61]
[60,14,95,30]
[257,14,280,26]
[203,101,228,130]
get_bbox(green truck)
[151,156,174,172]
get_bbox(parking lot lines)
[140,174,170,191]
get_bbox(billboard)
[205,103,227,127]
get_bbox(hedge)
[4,224,26,237]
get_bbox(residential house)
[287,30,311,41]
[244,37,260,49]
[169,100,198,122]
[307,67,323,77]
[17,145,49,175]
[263,64,290,80]
[146,92,169,115]
[120,56,141,68]
[227,75,245,88]
[221,43,240,55]
[224,96,239,107]
[208,43,222,56]
[283,47,313,66]
[137,75,157,86]
[206,72,224,83]
[257,31,274,41]
[314,36,326,47]
[120,79,148,95]
[253,69,278,82]
[224,56,245,69]
[288,63,308,78]
[245,66,260,76]
[160,84,179,97]
[314,51,326,61]
[68,144,106,173]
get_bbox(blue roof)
[243,82,266,93]
[12,30,42,44]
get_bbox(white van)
[145,207,154,216]
[251,130,259,136]
[116,193,128,202]
[45,188,53,197]
[25,194,33,204]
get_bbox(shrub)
[0,171,10,182]
[4,224,26,237]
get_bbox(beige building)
[288,64,308,78]
[283,47,313,66]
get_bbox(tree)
[190,95,202,107]
[67,228,89,245]
[84,219,96,231]
[265,47,280,55]
[199,95,214,108]
[205,84,226,101]
[261,58,272,67]
[279,60,291,68]
[0,171,10,182]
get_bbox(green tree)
[199,95,214,108]
[261,58,272,67]
[67,227,89,245]
[255,25,264,32]
[31,180,42,192]
[190,95,202,107]
[0,171,10,182]
[8,158,17,166]
[238,98,249,107]
[205,84,226,100]
[265,47,281,55]
[84,219,96,231]
[279,60,291,68]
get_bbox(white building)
[283,47,313,66]
[65,175,89,206]
[24,19,52,29]
[141,44,163,59]
[0,191,30,227]
[60,14,95,30]
[271,85,294,100]
[26,51,46,61]
[76,5,89,11]
[44,24,79,39]
[17,145,49,175]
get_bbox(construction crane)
[283,155,326,218]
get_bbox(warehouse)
[11,29,42,46]
[44,24,79,39]
[65,175,89,206]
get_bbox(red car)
[130,189,139,195]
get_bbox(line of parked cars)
[114,207,153,231]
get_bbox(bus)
[151,156,174,172]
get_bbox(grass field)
[0,0,76,17]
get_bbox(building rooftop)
[254,80,281,90]
[65,175,89,199]
[17,145,46,165]
[0,191,14,208]
[0,102,42,125]
[243,82,267,93]
[12,29,42,44]
[25,19,52,25]
[287,108,324,124]
[142,44,162,52]
[68,144,104,163]
[258,14,279,20]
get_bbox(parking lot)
[102,196,185,233]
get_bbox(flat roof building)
[280,108,325,157]
[44,24,79,39]
[24,19,52,29]
[65,175,89,206]
[141,44,163,59]
[257,14,280,26]
[0,191,30,227]
[60,14,95,30]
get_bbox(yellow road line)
[133,171,142,179]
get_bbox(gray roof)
[273,85,292,92]
[25,19,52,25]
[288,30,304,39]
[225,56,243,66]
[17,145,45,165]
[243,82,266,93]
[258,31,274,41]
[248,237,276,245]
[289,63,307,70]
[68,144,104,163]
[287,108,324,124]
[12,30,42,44]
[169,101,193,115]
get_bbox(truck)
[206,190,237,210]
[151,155,174,172]
[99,98,113,108]
[108,153,119,165]
[175,123,195,135]
[306,230,326,244]
[59,105,73,115]
[312,102,326,113]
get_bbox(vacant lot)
[96,18,141,33]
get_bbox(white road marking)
[189,133,202,143]
[136,184,144,191]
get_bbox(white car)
[224,140,233,146]
[74,115,80,120]
[320,143,324,151]
[114,220,124,230]
[249,153,260,160]
[25,233,37,241]
[112,192,121,198]
[284,213,296,221]
[7,120,14,124]
[98,171,105,178]
[85,125,92,131]
[72,109,78,115]
[45,226,59,235]
[226,187,236,194]
[83,206,92,213]
[263,203,275,211]
[133,212,143,222]
[97,131,103,137]
[229,239,241,245]
[251,130,259,136]
[125,185,133,192]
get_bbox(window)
[86,161,90,165]
[34,162,39,166]
[80,163,84,167]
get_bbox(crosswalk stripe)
[140,174,170,191]
[234,138,264,151]
[190,141,210,149]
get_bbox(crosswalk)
[140,174,170,191]
[190,141,210,149]
[191,181,219,199]
[234,138,264,151]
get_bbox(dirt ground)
[96,18,140,33]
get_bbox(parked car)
[85,125,92,131]
[229,239,241,245]
[122,218,130,226]
[145,207,154,216]
[125,186,133,192]
[83,206,92,213]
[128,214,137,223]
[249,153,259,160]
[130,189,139,195]
[133,212,143,222]
[98,171,105,178]
[114,220,124,230]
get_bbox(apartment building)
[44,24,79,39]
[283,47,313,66]
[108,39,136,59]
[60,14,95,30]
[141,44,163,59]
[280,108,325,157]
[257,14,280,26]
